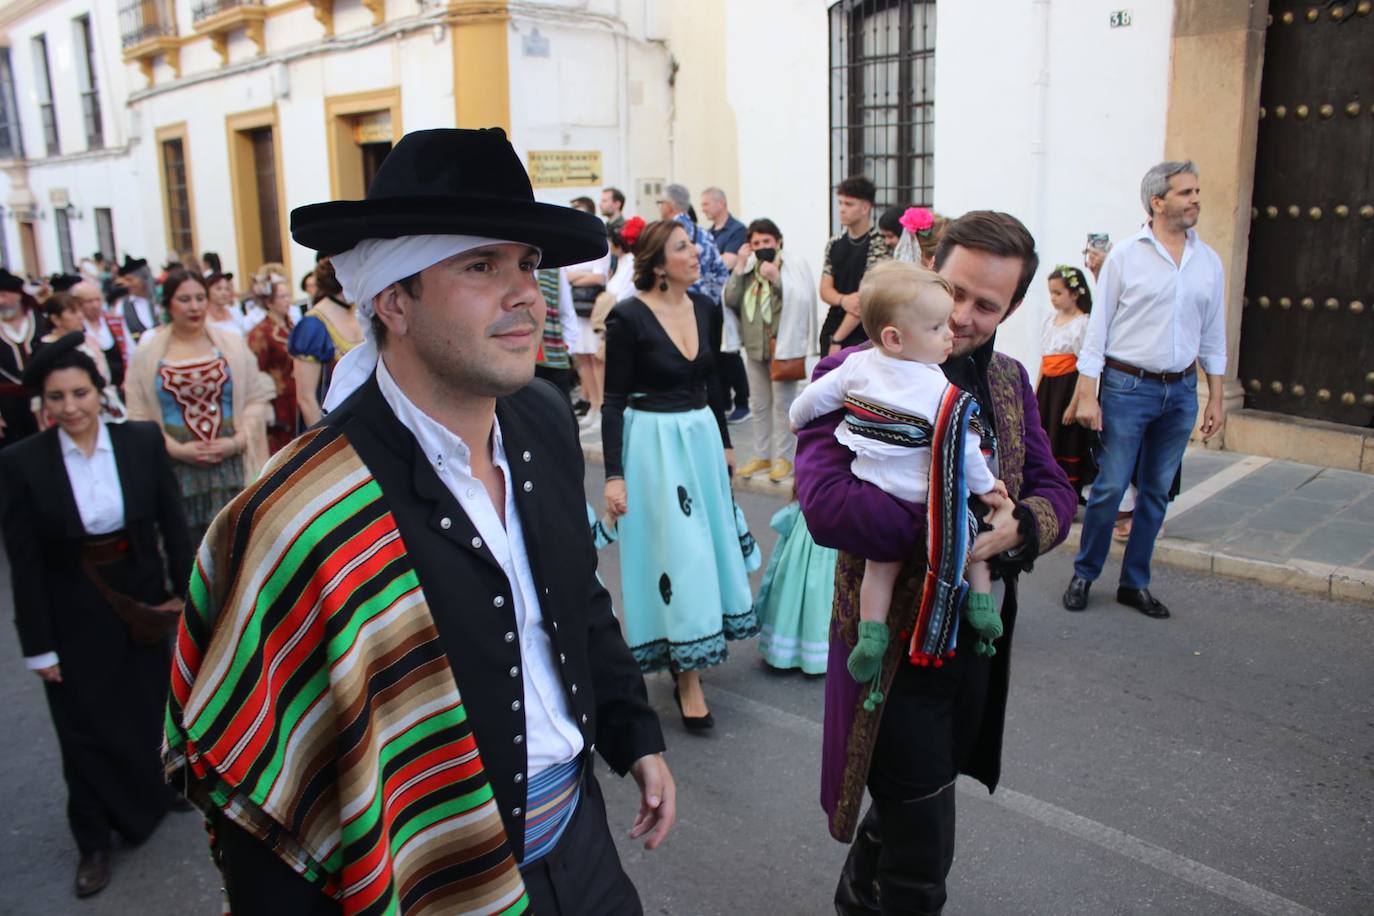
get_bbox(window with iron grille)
[0,49,21,159]
[73,15,104,150]
[55,208,76,274]
[31,35,59,156]
[162,137,194,253]
[829,0,936,226]
[95,208,116,263]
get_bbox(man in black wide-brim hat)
[164,128,673,915]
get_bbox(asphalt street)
[0,463,1369,915]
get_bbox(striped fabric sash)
[910,384,981,667]
[842,395,933,448]
[164,427,529,915]
[520,758,583,864]
[536,269,570,369]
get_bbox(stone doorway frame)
[1163,0,1374,472]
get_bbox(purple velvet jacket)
[795,342,1076,842]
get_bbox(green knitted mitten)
[964,592,1002,657]
[847,621,890,684]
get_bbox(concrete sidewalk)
[578,412,1374,603]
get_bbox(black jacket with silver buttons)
[325,375,665,861]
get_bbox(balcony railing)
[192,0,265,24]
[119,0,177,48]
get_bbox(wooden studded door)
[1240,1,1374,427]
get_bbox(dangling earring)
[658,273,668,292]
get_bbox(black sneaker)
[573,399,591,417]
[727,406,750,425]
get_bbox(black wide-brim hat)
[119,256,147,274]
[0,268,23,293]
[291,128,608,269]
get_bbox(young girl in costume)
[789,261,1006,702]
[753,483,839,675]
[1036,265,1096,502]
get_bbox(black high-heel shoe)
[673,685,714,731]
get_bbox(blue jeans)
[1074,367,1197,589]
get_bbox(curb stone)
[1058,524,1374,603]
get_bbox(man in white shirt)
[165,128,673,915]
[1063,160,1227,618]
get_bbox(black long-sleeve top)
[600,292,731,479]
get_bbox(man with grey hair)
[700,186,752,423]
[700,187,747,271]
[656,183,730,304]
[1062,160,1227,619]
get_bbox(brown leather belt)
[81,532,132,565]
[1103,357,1196,383]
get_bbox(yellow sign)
[527,150,603,189]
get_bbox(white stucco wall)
[934,0,1174,374]
[0,0,140,274]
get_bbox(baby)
[789,261,1006,698]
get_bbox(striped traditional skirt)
[618,405,760,673]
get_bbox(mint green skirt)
[755,502,837,674]
[617,405,760,673]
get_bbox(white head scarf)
[321,234,533,411]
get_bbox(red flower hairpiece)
[622,215,646,248]
[899,207,935,235]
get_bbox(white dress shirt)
[126,295,155,332]
[1077,224,1227,379]
[26,423,126,671]
[375,359,583,774]
[84,315,115,351]
[555,268,581,351]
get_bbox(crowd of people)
[0,124,1228,915]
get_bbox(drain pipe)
[1028,0,1052,244]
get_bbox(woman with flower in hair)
[884,206,948,268]
[1037,265,1096,501]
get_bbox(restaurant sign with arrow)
[527,150,603,189]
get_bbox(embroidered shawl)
[164,426,529,915]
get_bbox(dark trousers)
[836,642,993,915]
[519,771,643,916]
[717,351,749,411]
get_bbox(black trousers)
[519,771,643,916]
[716,351,749,411]
[836,633,994,916]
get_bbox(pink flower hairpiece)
[899,207,935,236]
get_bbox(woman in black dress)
[601,220,760,730]
[0,334,192,898]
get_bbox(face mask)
[754,247,777,264]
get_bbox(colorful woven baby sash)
[841,395,934,448]
[910,384,981,667]
[164,427,529,915]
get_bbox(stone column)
[1162,0,1268,445]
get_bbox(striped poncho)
[164,426,529,915]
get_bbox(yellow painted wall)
[664,0,741,212]
[452,2,512,134]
